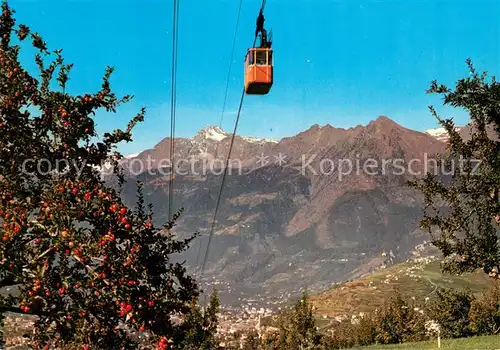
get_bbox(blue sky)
[13,0,500,155]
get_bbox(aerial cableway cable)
[195,0,244,278]
[198,0,269,298]
[168,0,180,222]
[219,0,244,130]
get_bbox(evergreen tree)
[180,289,221,349]
[276,292,321,349]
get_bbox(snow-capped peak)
[197,125,228,142]
[195,125,279,144]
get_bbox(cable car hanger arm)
[254,0,271,48]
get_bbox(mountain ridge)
[120,117,500,160]
[121,116,449,160]
[106,115,490,308]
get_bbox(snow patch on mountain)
[425,127,462,142]
[124,153,139,159]
[240,136,278,144]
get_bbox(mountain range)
[105,116,488,307]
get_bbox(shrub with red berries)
[0,1,203,348]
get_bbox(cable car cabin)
[244,47,273,95]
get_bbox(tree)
[469,281,500,335]
[179,289,221,349]
[374,293,427,344]
[242,329,260,350]
[0,1,201,348]
[409,59,500,279]
[276,292,321,349]
[425,288,474,339]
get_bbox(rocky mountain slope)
[106,116,453,306]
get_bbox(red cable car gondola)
[244,9,273,95]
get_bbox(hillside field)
[310,257,495,320]
[350,334,500,349]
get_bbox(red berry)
[119,207,127,215]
